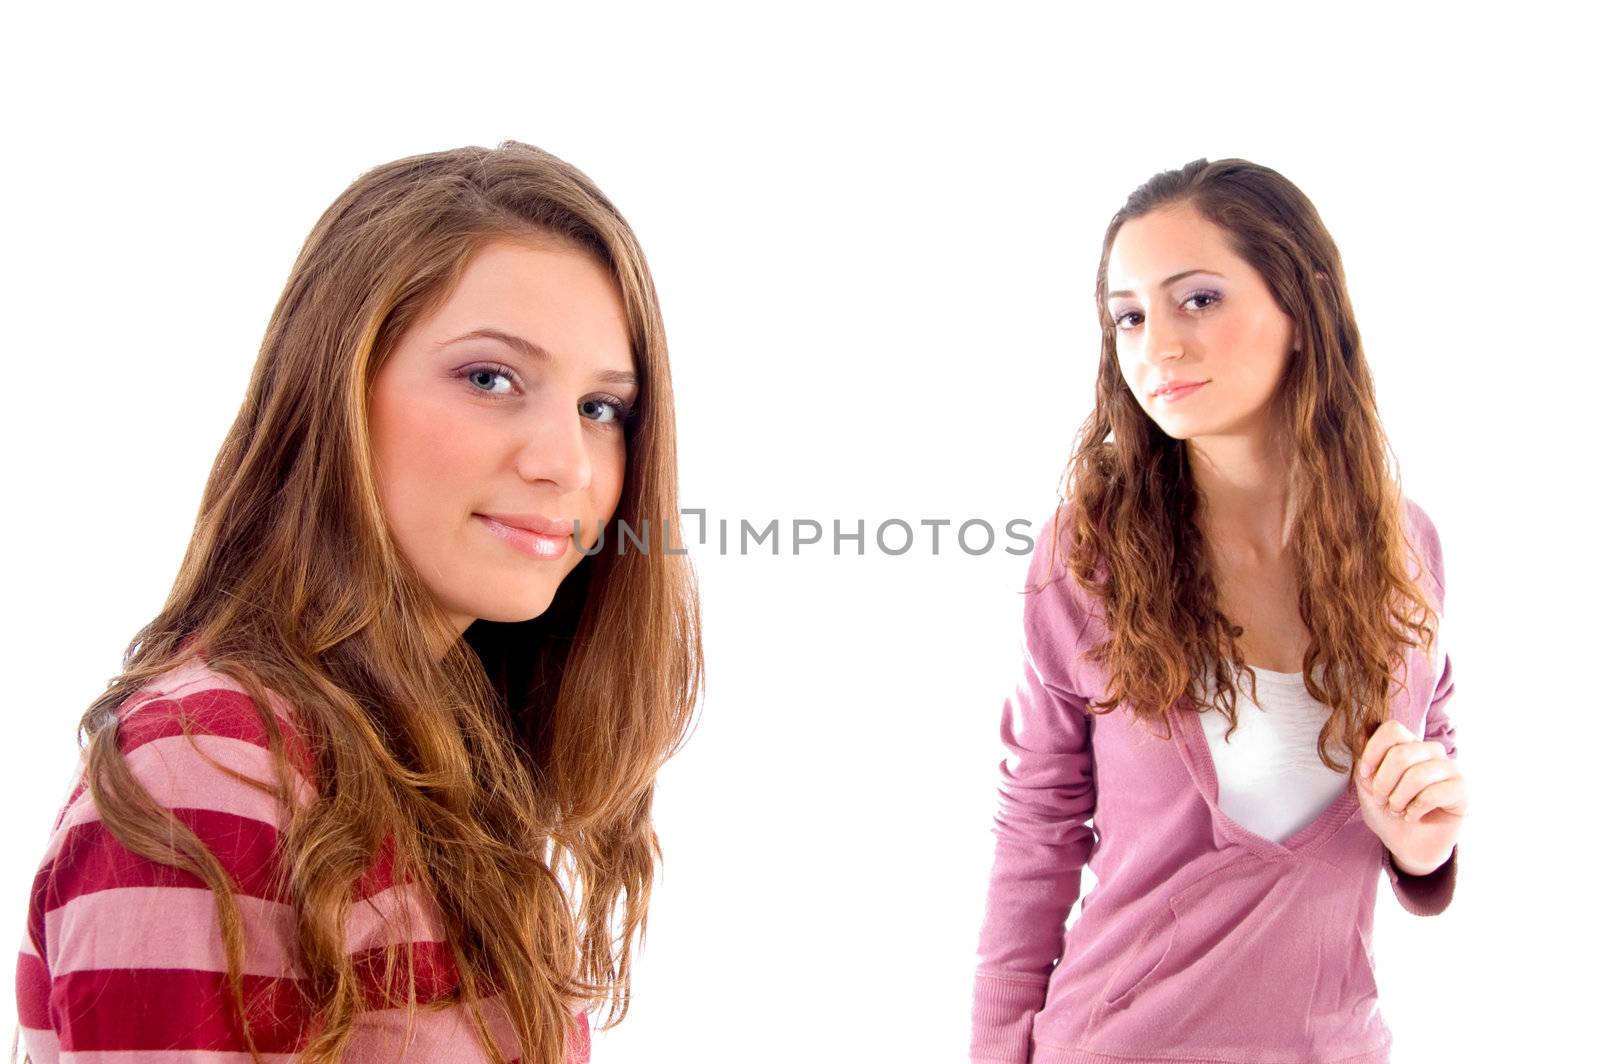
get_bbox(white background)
[3,2,1594,1061]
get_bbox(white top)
[1198,662,1350,843]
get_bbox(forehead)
[432,237,633,362]
[1106,204,1237,286]
[450,237,619,310]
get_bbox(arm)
[1382,649,1460,914]
[972,516,1098,1063]
[23,686,316,1058]
[1384,499,1460,916]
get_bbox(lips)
[475,514,573,562]
[1151,379,1206,399]
[476,513,574,537]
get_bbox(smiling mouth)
[475,514,571,560]
[1152,381,1207,401]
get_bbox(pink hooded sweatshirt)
[971,496,1458,1064]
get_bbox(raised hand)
[1355,719,1467,875]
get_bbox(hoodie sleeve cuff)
[1384,843,1457,916]
[971,973,1048,1063]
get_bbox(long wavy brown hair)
[45,141,702,1063]
[1043,157,1437,776]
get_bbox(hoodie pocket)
[1086,861,1372,1059]
[1093,858,1249,1016]
[1096,905,1177,1010]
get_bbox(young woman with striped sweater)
[16,141,702,1063]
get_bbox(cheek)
[1199,312,1247,355]
[1114,336,1137,377]
[1233,303,1294,360]
[1201,311,1280,378]
[593,436,628,515]
[1244,318,1296,388]
[371,391,486,534]
[1115,340,1151,401]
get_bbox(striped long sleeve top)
[14,652,591,1063]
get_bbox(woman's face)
[1106,203,1297,443]
[368,236,636,635]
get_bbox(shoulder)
[1400,493,1447,599]
[1021,501,1076,589]
[116,650,289,732]
[28,656,319,979]
[1022,500,1104,604]
[1018,501,1100,674]
[1401,494,1443,556]
[115,654,317,782]
[46,656,318,889]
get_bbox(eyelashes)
[1110,289,1223,330]
[461,363,519,398]
[578,396,632,425]
[458,363,637,425]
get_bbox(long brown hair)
[1046,157,1437,775]
[56,141,702,1063]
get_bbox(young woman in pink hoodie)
[972,158,1466,1064]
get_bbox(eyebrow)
[1107,268,1223,301]
[436,327,638,388]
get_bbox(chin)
[466,594,559,625]
[1149,417,1198,442]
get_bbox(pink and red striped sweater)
[14,652,591,1063]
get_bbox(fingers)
[1396,776,1468,823]
[1380,757,1461,819]
[1359,720,1455,815]
[1357,719,1415,783]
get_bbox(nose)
[1143,307,1185,365]
[514,399,592,494]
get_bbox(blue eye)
[459,364,635,427]
[580,395,635,426]
[460,363,518,398]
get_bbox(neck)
[1186,428,1294,565]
